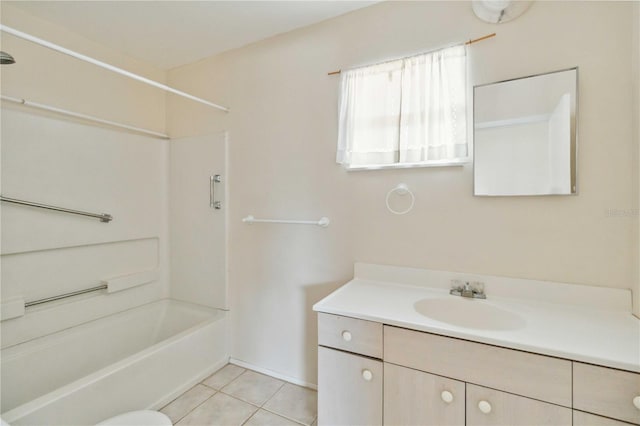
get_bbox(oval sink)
[413,298,526,331]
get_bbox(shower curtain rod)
[327,32,496,75]
[1,95,170,139]
[0,24,230,113]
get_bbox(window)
[336,45,468,169]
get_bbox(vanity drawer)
[573,362,640,425]
[384,326,572,407]
[318,313,382,358]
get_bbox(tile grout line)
[215,369,248,393]
[175,366,248,425]
[260,383,317,426]
[217,369,286,409]
[242,400,260,426]
[218,380,285,410]
[171,390,218,425]
[259,405,310,426]
[243,407,309,426]
[200,382,217,391]
[172,365,317,426]
[239,408,260,426]
[260,381,286,408]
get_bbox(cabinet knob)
[341,330,352,342]
[478,400,492,414]
[633,396,640,410]
[362,369,373,381]
[440,390,454,403]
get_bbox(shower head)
[0,51,16,64]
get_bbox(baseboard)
[149,355,229,409]
[229,358,318,390]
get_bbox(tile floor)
[161,364,318,426]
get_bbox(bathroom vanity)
[313,264,640,426]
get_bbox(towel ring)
[386,183,415,215]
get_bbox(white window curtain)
[336,45,467,167]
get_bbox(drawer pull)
[440,390,454,403]
[362,369,373,381]
[634,396,640,410]
[341,330,352,342]
[478,400,492,414]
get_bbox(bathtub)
[1,299,227,425]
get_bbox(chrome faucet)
[450,280,486,299]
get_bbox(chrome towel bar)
[25,284,108,308]
[0,196,113,222]
[242,215,330,227]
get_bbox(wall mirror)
[473,68,578,196]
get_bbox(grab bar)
[210,174,222,209]
[25,284,108,308]
[18,269,158,312]
[0,196,113,223]
[242,215,330,228]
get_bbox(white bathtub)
[1,299,227,425]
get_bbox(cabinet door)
[467,384,571,426]
[573,362,640,425]
[574,410,635,426]
[384,363,464,426]
[317,346,382,426]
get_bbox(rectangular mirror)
[473,68,578,196]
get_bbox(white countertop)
[313,264,640,373]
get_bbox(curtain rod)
[0,24,230,113]
[327,32,496,76]
[1,95,170,139]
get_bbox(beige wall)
[168,1,637,384]
[633,1,640,318]
[1,5,170,344]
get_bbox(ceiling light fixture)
[472,1,533,24]
[0,51,16,64]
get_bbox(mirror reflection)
[474,68,578,196]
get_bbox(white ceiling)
[6,1,376,70]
